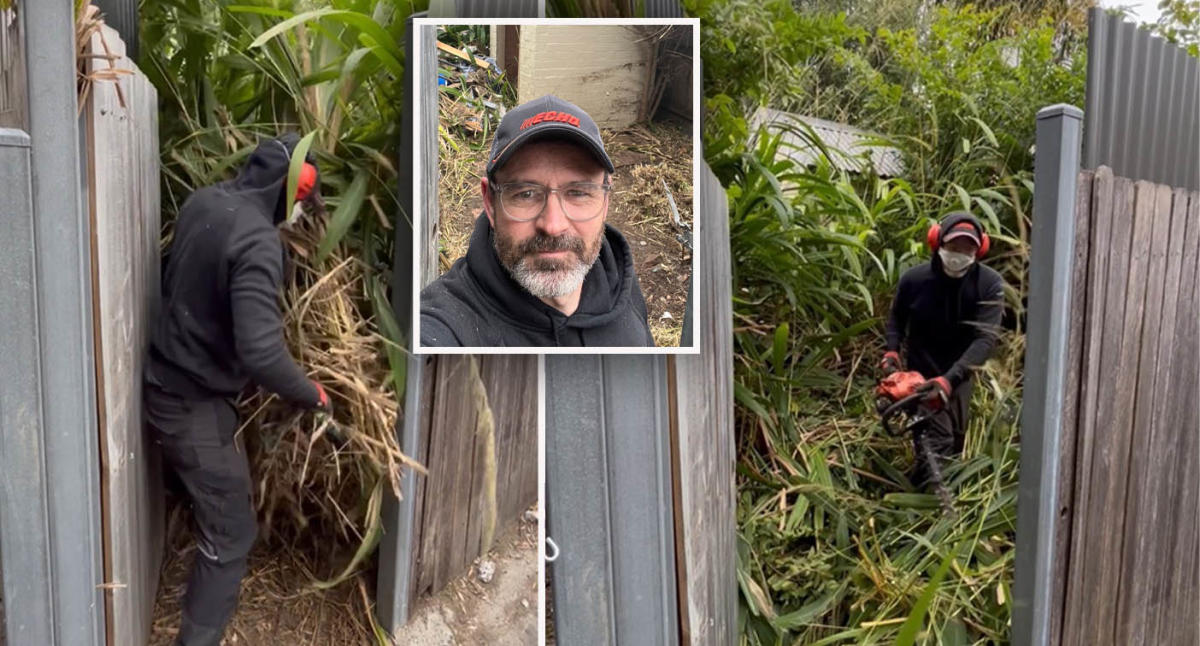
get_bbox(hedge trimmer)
[876,371,956,516]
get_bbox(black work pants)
[910,378,972,488]
[144,380,257,646]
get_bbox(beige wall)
[517,25,651,129]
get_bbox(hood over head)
[226,132,317,224]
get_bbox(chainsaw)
[875,371,956,516]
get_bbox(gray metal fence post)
[1012,104,1083,646]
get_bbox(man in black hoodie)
[144,133,330,646]
[881,212,1006,487]
[420,95,654,347]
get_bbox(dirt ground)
[150,508,537,645]
[392,518,537,646]
[438,92,694,347]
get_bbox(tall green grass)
[715,102,1028,645]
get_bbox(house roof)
[751,107,906,177]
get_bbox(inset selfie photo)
[412,18,700,352]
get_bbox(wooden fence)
[85,24,163,646]
[404,354,538,599]
[1052,166,1199,646]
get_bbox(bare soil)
[150,505,537,645]
[437,93,694,347]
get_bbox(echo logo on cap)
[520,111,581,130]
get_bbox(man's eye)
[511,189,538,200]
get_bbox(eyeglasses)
[491,181,612,222]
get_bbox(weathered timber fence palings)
[1016,13,1200,646]
[85,24,163,646]
[1053,169,1200,646]
[406,354,538,600]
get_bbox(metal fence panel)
[1083,8,1200,190]
[546,354,679,646]
[0,127,54,646]
[21,2,107,643]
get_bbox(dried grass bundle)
[236,214,423,564]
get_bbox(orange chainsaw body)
[876,370,927,402]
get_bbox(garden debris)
[477,559,496,584]
[437,40,495,70]
[237,214,424,555]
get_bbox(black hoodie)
[420,214,654,347]
[884,249,1006,388]
[147,134,321,407]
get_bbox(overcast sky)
[1098,0,1163,25]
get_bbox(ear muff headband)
[926,216,990,259]
[295,162,317,201]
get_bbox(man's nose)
[536,191,571,237]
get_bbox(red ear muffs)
[295,162,317,201]
[976,233,990,259]
[927,220,990,258]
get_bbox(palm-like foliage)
[139,0,426,563]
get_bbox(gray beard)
[511,255,596,298]
[494,230,603,299]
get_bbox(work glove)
[917,376,952,408]
[880,351,902,376]
[311,381,348,449]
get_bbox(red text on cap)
[520,111,581,130]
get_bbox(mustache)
[515,233,585,257]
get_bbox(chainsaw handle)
[880,393,926,436]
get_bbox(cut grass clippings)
[736,336,1023,645]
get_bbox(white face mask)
[938,248,975,277]
[284,200,305,227]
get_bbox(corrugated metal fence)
[0,2,109,644]
[546,165,734,645]
[1083,7,1200,190]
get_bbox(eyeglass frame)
[488,179,613,223]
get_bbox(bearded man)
[420,95,654,347]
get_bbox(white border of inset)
[412,17,702,355]
[536,353,546,644]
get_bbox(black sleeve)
[228,226,321,407]
[419,312,462,347]
[884,273,910,352]
[944,271,1006,386]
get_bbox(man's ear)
[481,177,496,227]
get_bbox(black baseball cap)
[486,95,615,181]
